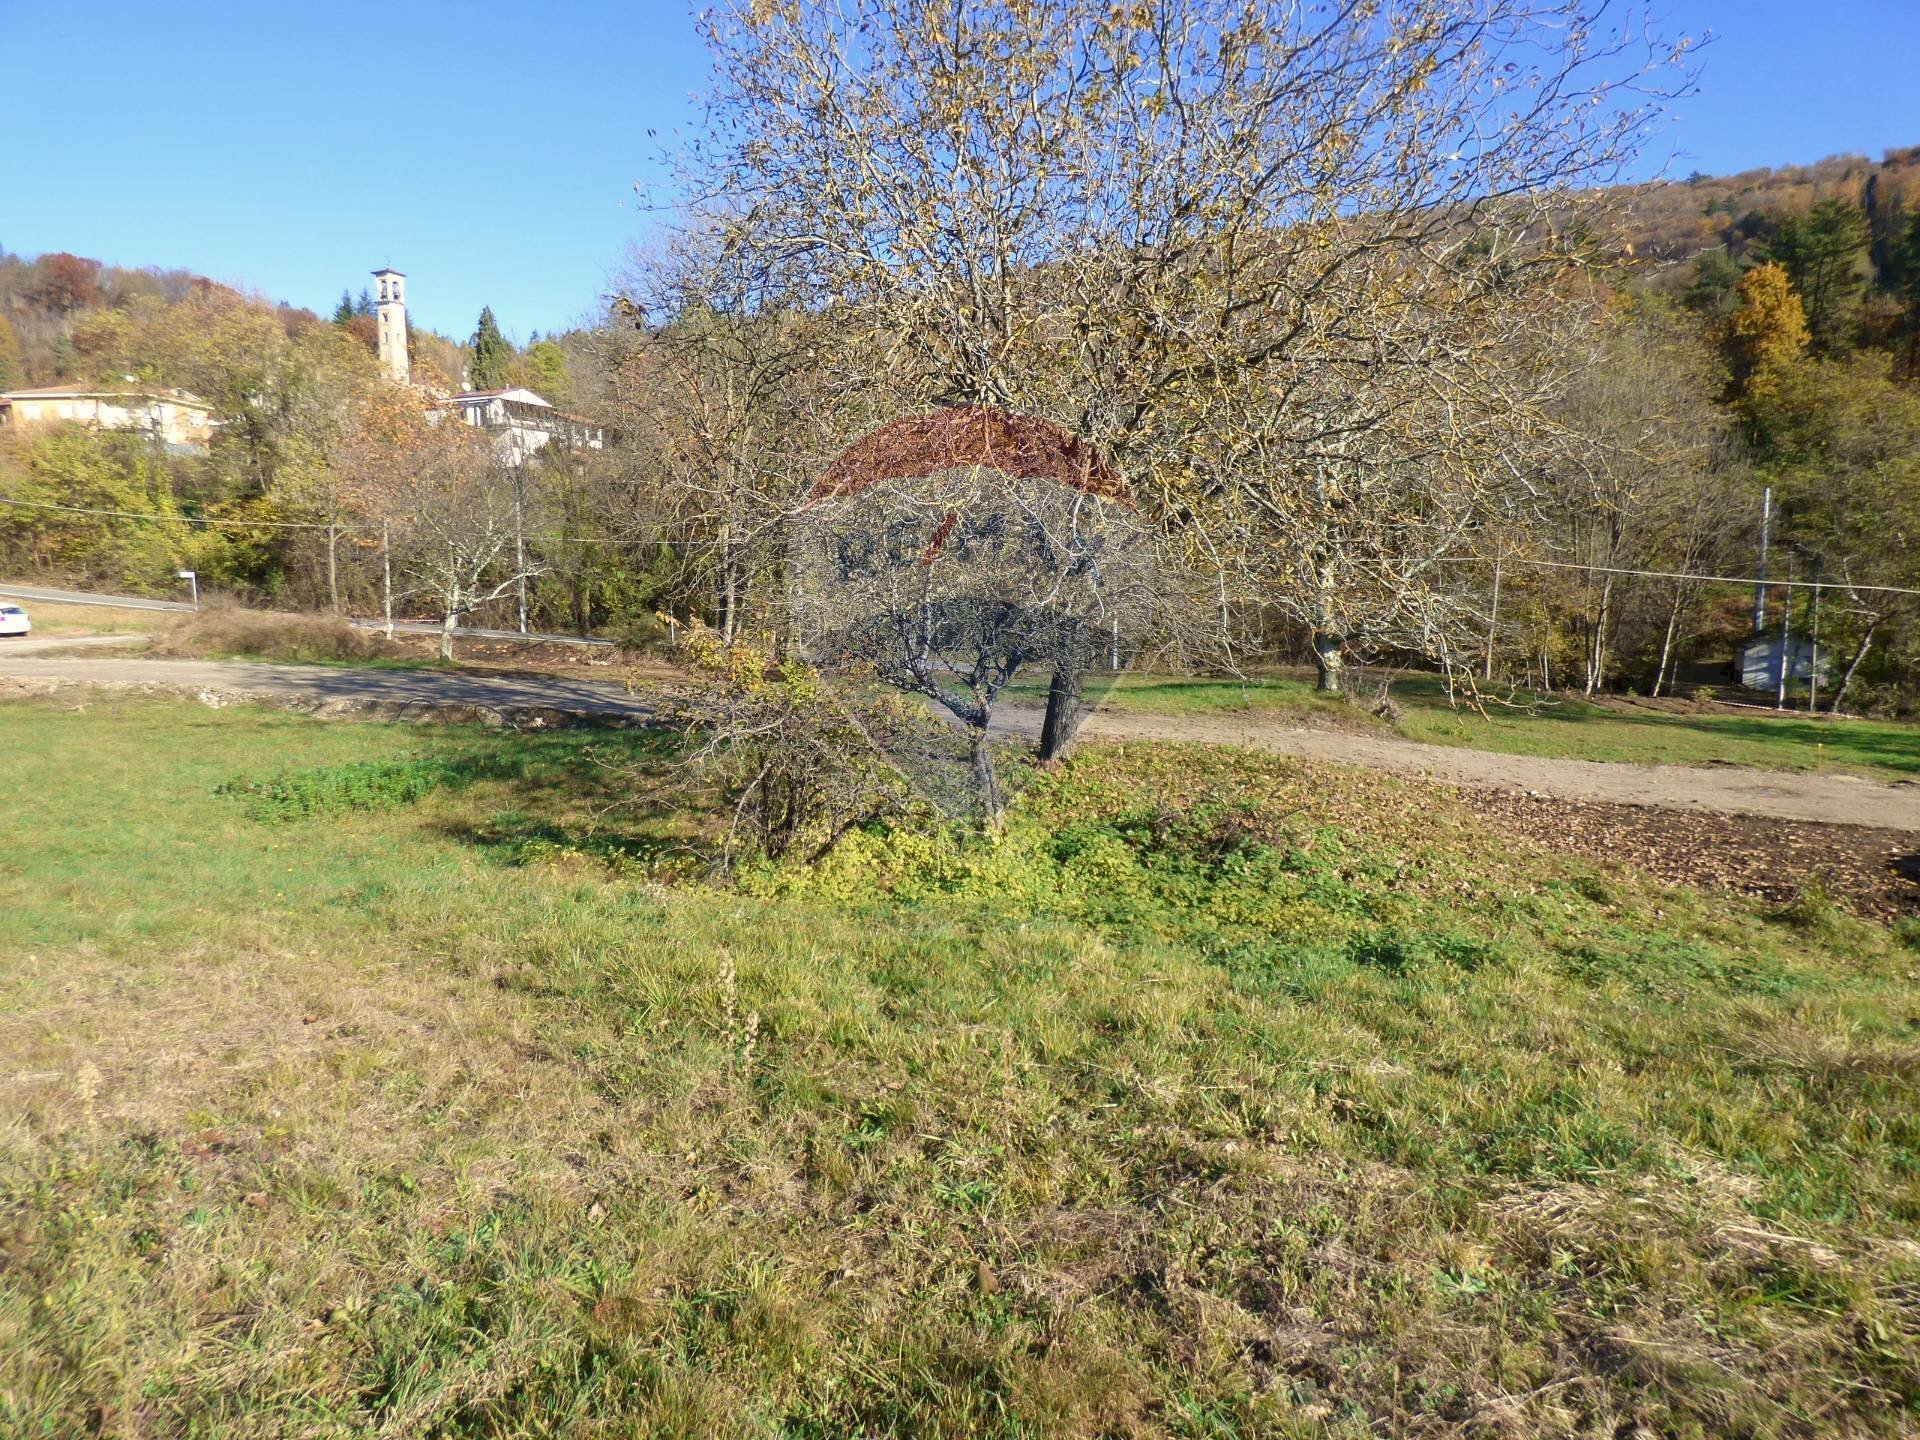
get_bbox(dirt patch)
[1461,788,1920,921]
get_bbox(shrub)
[219,755,508,822]
[155,603,410,664]
[664,619,960,866]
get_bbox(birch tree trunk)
[1651,586,1683,697]
[1828,622,1878,714]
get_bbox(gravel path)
[991,706,1920,833]
[2,652,1915,832]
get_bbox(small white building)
[0,384,215,453]
[1734,630,1828,693]
[438,387,605,466]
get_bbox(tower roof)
[372,267,405,277]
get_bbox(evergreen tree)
[1891,210,1920,375]
[355,288,375,318]
[1682,250,1744,319]
[1764,198,1870,353]
[468,306,513,390]
[332,290,355,326]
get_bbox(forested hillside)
[3,138,1919,712]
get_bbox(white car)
[0,605,30,637]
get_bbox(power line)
[1458,553,1920,601]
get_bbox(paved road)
[0,583,193,612]
[0,654,657,720]
[0,582,612,648]
[2,651,1916,831]
[3,633,148,656]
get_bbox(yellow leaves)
[1728,262,1810,395]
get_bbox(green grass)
[1044,670,1920,779]
[2,696,1917,1437]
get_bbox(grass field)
[3,599,181,638]
[2,694,1916,1437]
[1024,672,1920,781]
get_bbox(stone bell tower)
[373,267,409,385]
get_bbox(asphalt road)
[0,653,656,719]
[0,582,612,647]
[0,583,194,612]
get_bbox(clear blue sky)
[1,1,1916,344]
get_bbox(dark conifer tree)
[468,306,514,390]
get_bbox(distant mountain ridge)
[1616,145,1920,269]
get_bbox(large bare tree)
[607,229,823,641]
[336,389,546,660]
[673,0,1696,691]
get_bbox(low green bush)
[218,755,510,822]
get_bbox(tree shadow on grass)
[433,727,708,876]
[446,814,706,877]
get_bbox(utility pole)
[381,521,394,637]
[1775,572,1791,711]
[514,469,529,634]
[1807,585,1820,714]
[1752,486,1772,633]
[1484,551,1502,683]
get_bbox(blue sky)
[1,1,1916,344]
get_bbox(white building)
[1733,629,1829,693]
[438,387,606,466]
[0,384,215,453]
[370,267,603,465]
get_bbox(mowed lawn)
[1034,671,1920,780]
[2,696,1918,1438]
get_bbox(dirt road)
[2,651,1915,832]
[996,707,1920,833]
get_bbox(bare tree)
[607,228,821,641]
[1545,304,1731,694]
[674,0,1697,690]
[337,388,546,660]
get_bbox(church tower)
[373,268,409,385]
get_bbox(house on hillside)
[436,387,605,466]
[0,383,215,453]
[365,266,605,466]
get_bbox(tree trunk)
[439,610,457,663]
[969,729,1001,821]
[1828,622,1878,714]
[1312,632,1344,693]
[1583,575,1613,697]
[1651,587,1683,698]
[1037,663,1087,762]
[1483,554,1502,682]
[326,525,340,614]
